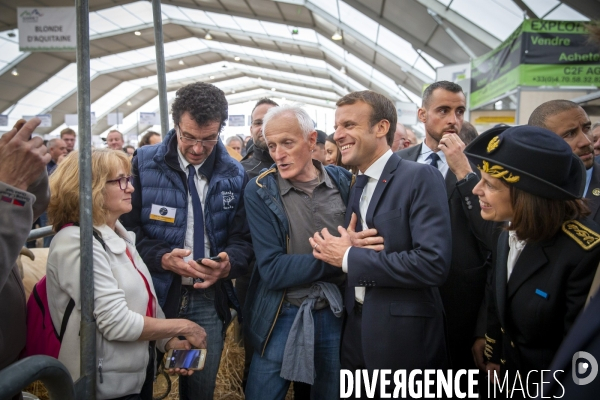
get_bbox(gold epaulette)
[255,167,277,188]
[562,220,600,250]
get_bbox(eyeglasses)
[178,125,220,147]
[106,176,132,190]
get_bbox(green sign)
[470,20,599,109]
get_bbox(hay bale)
[155,320,295,399]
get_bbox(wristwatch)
[458,171,477,184]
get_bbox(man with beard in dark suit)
[396,81,498,388]
[529,100,600,223]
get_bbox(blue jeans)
[245,302,342,400]
[178,286,225,400]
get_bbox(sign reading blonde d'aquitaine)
[470,20,599,109]
[17,7,76,52]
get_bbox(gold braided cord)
[478,160,520,183]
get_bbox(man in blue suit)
[310,91,452,393]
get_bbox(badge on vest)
[150,204,176,223]
[222,191,235,210]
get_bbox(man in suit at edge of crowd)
[529,100,600,224]
[309,90,452,397]
[396,81,499,390]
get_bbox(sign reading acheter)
[470,20,599,109]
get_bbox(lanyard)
[125,248,155,318]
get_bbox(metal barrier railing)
[26,226,54,242]
[0,356,74,400]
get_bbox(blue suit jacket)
[345,153,452,370]
[543,290,600,398]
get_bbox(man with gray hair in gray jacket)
[0,118,50,380]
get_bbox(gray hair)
[48,138,63,148]
[262,104,315,142]
[226,136,243,146]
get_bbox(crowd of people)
[1,79,600,400]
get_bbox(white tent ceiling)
[0,0,592,134]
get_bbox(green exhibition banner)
[470,20,600,109]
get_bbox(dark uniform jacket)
[484,218,600,377]
[585,161,600,223]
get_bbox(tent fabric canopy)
[0,0,591,134]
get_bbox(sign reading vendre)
[17,7,76,52]
[470,20,600,109]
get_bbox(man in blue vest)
[122,82,253,400]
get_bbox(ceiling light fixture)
[204,32,213,40]
[340,66,346,74]
[282,97,286,100]
[257,76,262,80]
[11,68,18,76]
[234,56,241,61]
[209,75,215,79]
[126,101,133,106]
[271,88,276,91]
[134,31,141,36]
[332,29,342,41]
[178,60,184,65]
[231,90,236,94]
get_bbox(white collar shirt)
[507,230,526,282]
[416,140,449,179]
[342,149,394,303]
[177,149,211,262]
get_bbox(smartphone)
[192,256,222,284]
[194,255,222,264]
[165,348,207,370]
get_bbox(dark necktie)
[429,152,440,169]
[187,165,205,260]
[346,174,369,313]
[351,174,369,232]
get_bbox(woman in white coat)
[46,149,207,400]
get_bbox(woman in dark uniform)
[464,125,600,397]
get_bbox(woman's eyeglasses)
[107,176,132,190]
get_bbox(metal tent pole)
[152,0,169,137]
[75,0,96,398]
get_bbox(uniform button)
[465,197,469,201]
[501,359,506,365]
[468,205,472,209]
[501,327,505,334]
[511,341,515,348]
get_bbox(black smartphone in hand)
[195,255,222,264]
[192,256,222,284]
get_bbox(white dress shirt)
[342,149,393,303]
[507,230,526,282]
[416,140,449,178]
[177,149,211,262]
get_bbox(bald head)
[48,138,67,162]
[405,128,417,147]
[392,123,409,152]
[529,99,593,169]
[528,100,581,129]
